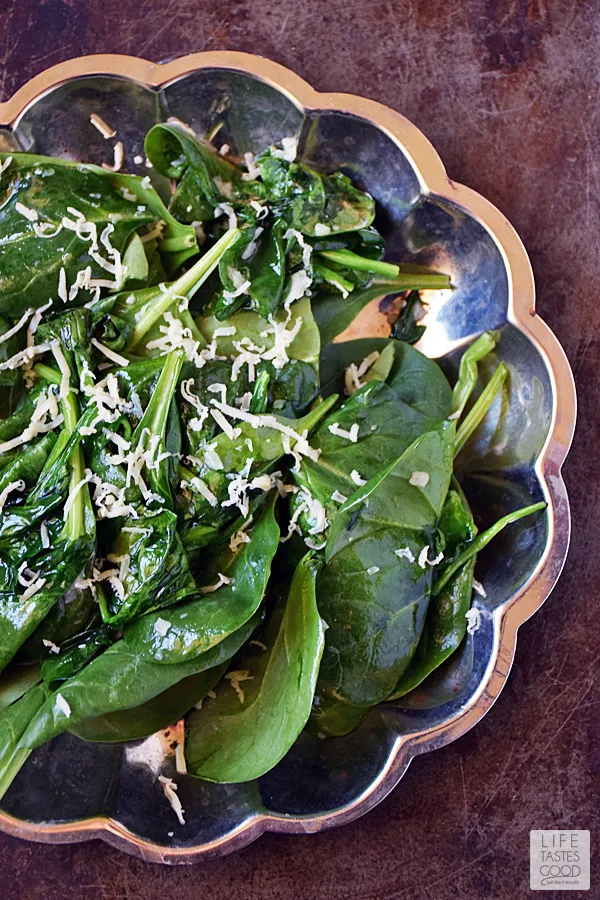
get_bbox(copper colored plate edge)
[0,52,577,864]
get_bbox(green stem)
[131,350,185,447]
[314,262,355,295]
[454,363,508,457]
[160,234,197,253]
[131,227,239,346]
[451,331,499,418]
[0,746,31,802]
[33,363,61,385]
[317,250,400,278]
[432,502,546,597]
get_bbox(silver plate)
[0,52,576,864]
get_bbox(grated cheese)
[154,617,171,637]
[282,269,312,311]
[0,387,63,454]
[350,469,366,486]
[332,490,347,504]
[314,223,331,236]
[186,476,218,507]
[19,576,46,602]
[225,669,254,703]
[465,608,482,635]
[259,314,302,370]
[201,572,232,594]
[366,565,380,575]
[241,226,264,260]
[472,579,487,598]
[271,136,298,162]
[158,775,185,825]
[40,521,50,549]
[0,308,34,345]
[0,156,12,175]
[42,639,60,654]
[250,200,269,219]
[219,143,230,156]
[395,547,415,563]
[91,338,129,367]
[344,351,380,395]
[284,228,312,269]
[90,113,116,139]
[15,202,38,222]
[51,340,73,400]
[55,693,71,718]
[63,469,94,521]
[409,471,430,488]
[418,547,444,569]
[102,141,124,172]
[0,479,25,512]
[241,151,261,181]
[328,422,359,443]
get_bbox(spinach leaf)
[307,693,369,738]
[71,665,227,743]
[316,430,453,706]
[0,665,42,710]
[0,684,46,800]
[144,123,262,217]
[391,290,426,344]
[19,611,261,752]
[185,554,325,783]
[124,493,279,663]
[313,273,451,346]
[198,296,320,370]
[0,153,153,317]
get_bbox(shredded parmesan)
[15,201,38,222]
[91,338,129,367]
[102,141,124,172]
[409,471,430,487]
[284,228,312,269]
[314,223,331,236]
[225,669,254,703]
[465,608,482,635]
[90,113,116,139]
[42,639,60,654]
[0,479,25,512]
[271,136,298,162]
[40,521,50,549]
[158,775,185,825]
[395,547,415,563]
[344,351,380,395]
[19,578,46,603]
[201,572,232,594]
[186,476,218,507]
[332,490,347,504]
[0,308,34,345]
[0,387,63,454]
[418,547,444,569]
[350,469,366,487]
[328,422,359,443]
[154,617,171,637]
[55,693,71,718]
[63,469,94,520]
[241,151,261,181]
[473,579,487,598]
[366,565,380,576]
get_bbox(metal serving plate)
[0,52,576,863]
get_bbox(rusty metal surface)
[0,2,596,898]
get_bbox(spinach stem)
[318,249,400,277]
[0,746,31,802]
[313,262,355,295]
[432,501,546,596]
[33,363,61,385]
[131,227,239,346]
[451,331,498,418]
[454,363,507,456]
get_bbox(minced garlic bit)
[395,547,415,563]
[201,572,232,594]
[465,608,482,635]
[90,113,116,139]
[158,775,185,825]
[328,422,359,443]
[225,669,254,703]
[409,471,430,488]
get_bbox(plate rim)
[0,51,577,864]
